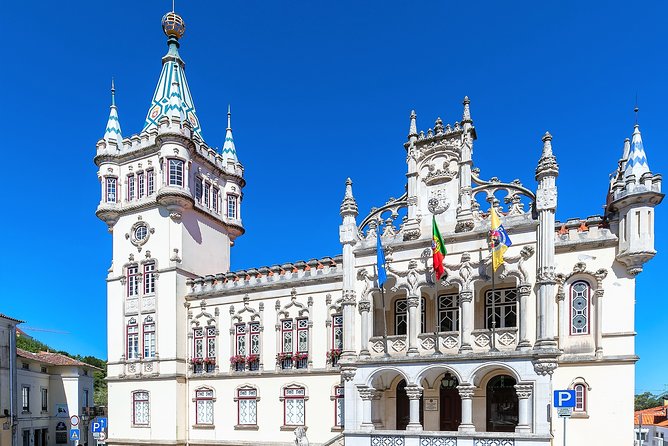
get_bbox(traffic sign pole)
[563,416,566,446]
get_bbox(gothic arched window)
[570,281,591,335]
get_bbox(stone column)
[359,299,371,357]
[405,385,423,431]
[517,283,531,350]
[372,389,383,428]
[339,179,359,361]
[594,289,604,358]
[457,384,476,433]
[514,384,533,433]
[456,97,475,233]
[358,386,375,430]
[556,286,566,349]
[407,296,419,356]
[459,291,473,352]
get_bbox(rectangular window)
[147,169,155,195]
[227,194,237,219]
[204,183,210,207]
[168,159,184,186]
[137,172,145,198]
[22,362,29,370]
[296,318,308,353]
[334,386,344,427]
[193,328,204,359]
[283,387,305,426]
[332,314,343,350]
[195,177,203,202]
[438,294,459,332]
[249,322,260,355]
[206,327,216,360]
[395,299,408,335]
[127,320,139,360]
[235,324,246,356]
[195,389,214,425]
[83,389,89,407]
[127,175,135,201]
[144,263,156,295]
[212,188,219,213]
[281,320,293,353]
[127,266,140,297]
[237,388,257,425]
[485,288,518,329]
[41,388,48,412]
[105,177,117,203]
[133,392,149,425]
[143,319,156,359]
[22,386,29,412]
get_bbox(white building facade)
[0,314,21,446]
[96,11,663,446]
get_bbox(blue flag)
[377,235,387,287]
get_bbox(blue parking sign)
[553,390,576,408]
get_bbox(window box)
[247,355,260,371]
[327,349,342,367]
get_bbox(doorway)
[486,374,518,432]
[439,373,461,431]
[396,379,423,430]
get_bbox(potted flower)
[190,357,204,365]
[247,354,260,371]
[293,352,308,369]
[327,348,342,365]
[276,352,293,369]
[230,355,246,371]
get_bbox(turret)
[455,96,476,232]
[98,80,123,154]
[608,121,663,275]
[339,178,359,361]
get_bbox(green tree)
[635,392,661,410]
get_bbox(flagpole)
[379,284,389,357]
[433,272,441,355]
[490,264,498,352]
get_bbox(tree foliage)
[15,334,107,406]
[635,392,662,411]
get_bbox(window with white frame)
[334,386,344,427]
[168,159,184,187]
[212,187,219,213]
[143,263,156,295]
[438,294,459,332]
[574,383,587,412]
[485,288,517,329]
[195,177,203,202]
[127,318,140,360]
[22,386,29,412]
[195,388,214,425]
[127,265,140,297]
[227,194,237,218]
[394,298,426,335]
[146,169,155,195]
[137,172,145,198]
[143,317,156,359]
[41,388,48,412]
[132,391,149,425]
[281,320,293,354]
[235,324,247,356]
[193,327,216,361]
[204,182,210,207]
[105,177,117,203]
[570,281,590,335]
[332,314,343,350]
[237,387,258,425]
[127,174,135,201]
[283,386,306,426]
[193,328,204,359]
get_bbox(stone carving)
[474,334,490,348]
[497,331,516,346]
[391,338,407,352]
[420,337,435,351]
[442,335,458,350]
[404,385,423,400]
[536,186,557,211]
[532,357,558,376]
[456,384,476,399]
[294,427,309,446]
[514,384,533,399]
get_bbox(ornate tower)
[94,11,244,444]
[607,121,663,275]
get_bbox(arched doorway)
[486,374,518,432]
[396,379,423,430]
[439,373,461,431]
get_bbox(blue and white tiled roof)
[221,105,238,162]
[624,124,650,179]
[142,40,203,138]
[103,80,123,145]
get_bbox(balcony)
[344,431,551,446]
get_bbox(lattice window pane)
[207,338,216,358]
[439,294,459,332]
[194,339,203,358]
[133,392,149,425]
[485,289,518,329]
[196,399,213,425]
[571,282,590,334]
[239,399,257,425]
[285,398,305,425]
[250,332,260,355]
[297,326,308,352]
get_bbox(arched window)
[486,375,518,432]
[394,298,426,335]
[574,383,587,412]
[570,281,590,335]
[194,388,215,425]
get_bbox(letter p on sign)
[553,390,576,408]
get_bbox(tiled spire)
[143,13,203,138]
[221,105,238,162]
[165,69,186,124]
[624,124,650,179]
[103,79,123,146]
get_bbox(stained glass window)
[571,281,590,335]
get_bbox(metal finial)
[227,104,232,129]
[634,93,639,125]
[111,78,116,106]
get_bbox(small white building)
[95,10,662,446]
[0,314,22,446]
[635,405,668,446]
[15,349,99,446]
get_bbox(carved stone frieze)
[342,290,357,306]
[455,220,475,233]
[532,357,558,376]
[456,384,476,399]
[341,366,357,382]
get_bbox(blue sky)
[1,1,666,394]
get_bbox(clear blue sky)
[1,1,666,394]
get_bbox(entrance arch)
[439,373,461,431]
[486,374,518,432]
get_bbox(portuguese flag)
[432,216,446,280]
